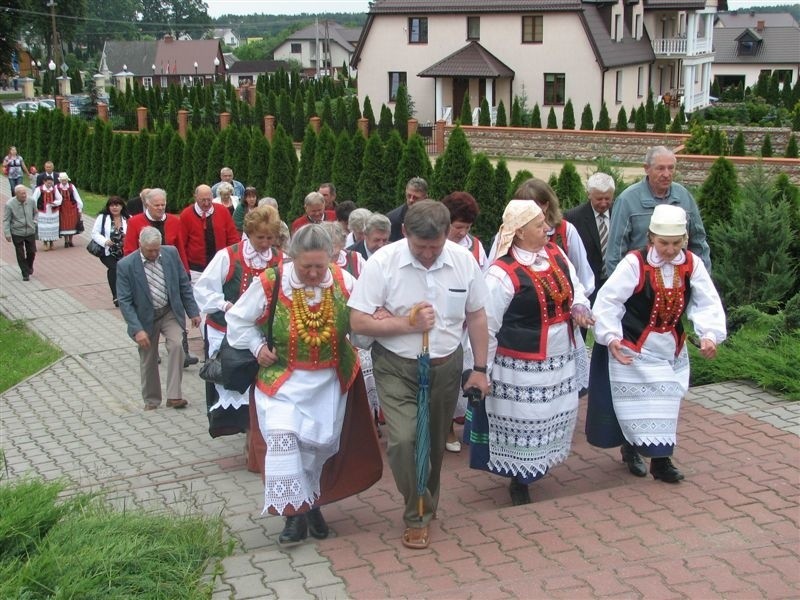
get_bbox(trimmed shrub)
[556,161,583,209]
[546,107,557,129]
[596,102,611,131]
[615,107,628,132]
[465,153,496,243]
[580,103,593,130]
[436,125,472,196]
[698,156,738,229]
[561,100,575,130]
[357,133,384,208]
[460,93,473,126]
[495,100,508,127]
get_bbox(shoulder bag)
[217,266,281,393]
[86,215,107,258]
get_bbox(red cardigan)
[179,203,240,271]
[290,210,337,233]
[123,213,190,271]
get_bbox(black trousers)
[99,252,119,300]
[11,234,35,276]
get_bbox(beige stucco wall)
[356,12,611,125]
[274,40,353,72]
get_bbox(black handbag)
[75,218,85,234]
[198,348,223,383]
[218,266,281,393]
[86,239,105,258]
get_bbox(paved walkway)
[1,188,798,599]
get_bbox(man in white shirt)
[348,200,489,550]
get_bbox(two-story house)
[712,12,800,91]
[352,0,717,125]
[273,21,362,77]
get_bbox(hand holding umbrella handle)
[409,303,430,351]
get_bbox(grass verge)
[689,310,800,400]
[0,475,229,599]
[0,315,62,393]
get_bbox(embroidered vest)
[60,185,75,205]
[342,250,361,278]
[255,264,359,396]
[207,245,283,332]
[37,188,57,212]
[468,234,483,263]
[549,221,569,254]
[494,242,574,360]
[621,248,694,355]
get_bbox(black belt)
[373,343,458,366]
[153,305,171,319]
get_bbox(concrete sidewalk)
[1,189,798,599]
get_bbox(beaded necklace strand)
[292,286,335,347]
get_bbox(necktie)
[144,259,168,309]
[598,214,608,276]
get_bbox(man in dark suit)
[563,172,616,305]
[386,177,428,242]
[35,160,57,188]
[348,213,391,260]
[117,226,201,411]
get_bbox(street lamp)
[48,60,56,72]
[214,56,220,84]
[122,64,127,73]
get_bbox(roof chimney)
[164,34,174,43]
[756,20,765,32]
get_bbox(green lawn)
[0,477,229,599]
[0,316,62,393]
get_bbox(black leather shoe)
[650,457,684,483]
[183,354,199,368]
[307,507,329,540]
[509,480,531,506]
[621,443,647,477]
[278,515,307,546]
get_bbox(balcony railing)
[652,37,712,57]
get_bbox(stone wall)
[443,124,800,185]
[675,153,800,186]
[446,125,689,164]
[716,126,792,156]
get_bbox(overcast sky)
[205,0,794,17]
[206,1,370,17]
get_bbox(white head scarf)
[493,200,543,259]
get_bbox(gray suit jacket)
[116,245,199,339]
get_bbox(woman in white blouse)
[470,200,594,506]
[588,205,726,483]
[91,196,129,306]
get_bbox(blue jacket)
[605,178,711,273]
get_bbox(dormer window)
[738,40,757,55]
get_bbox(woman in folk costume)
[470,200,594,505]
[441,191,487,453]
[321,221,365,278]
[226,224,378,546]
[588,205,726,482]
[194,206,283,442]
[31,174,62,250]
[56,172,83,247]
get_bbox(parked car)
[38,99,56,110]
[3,101,39,116]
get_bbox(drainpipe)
[600,67,607,113]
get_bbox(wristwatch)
[472,365,487,373]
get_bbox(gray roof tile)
[581,4,655,68]
[418,41,515,77]
[369,0,582,14]
[713,25,800,64]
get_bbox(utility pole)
[47,0,60,68]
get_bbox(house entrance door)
[453,78,468,120]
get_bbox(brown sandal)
[401,526,430,549]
